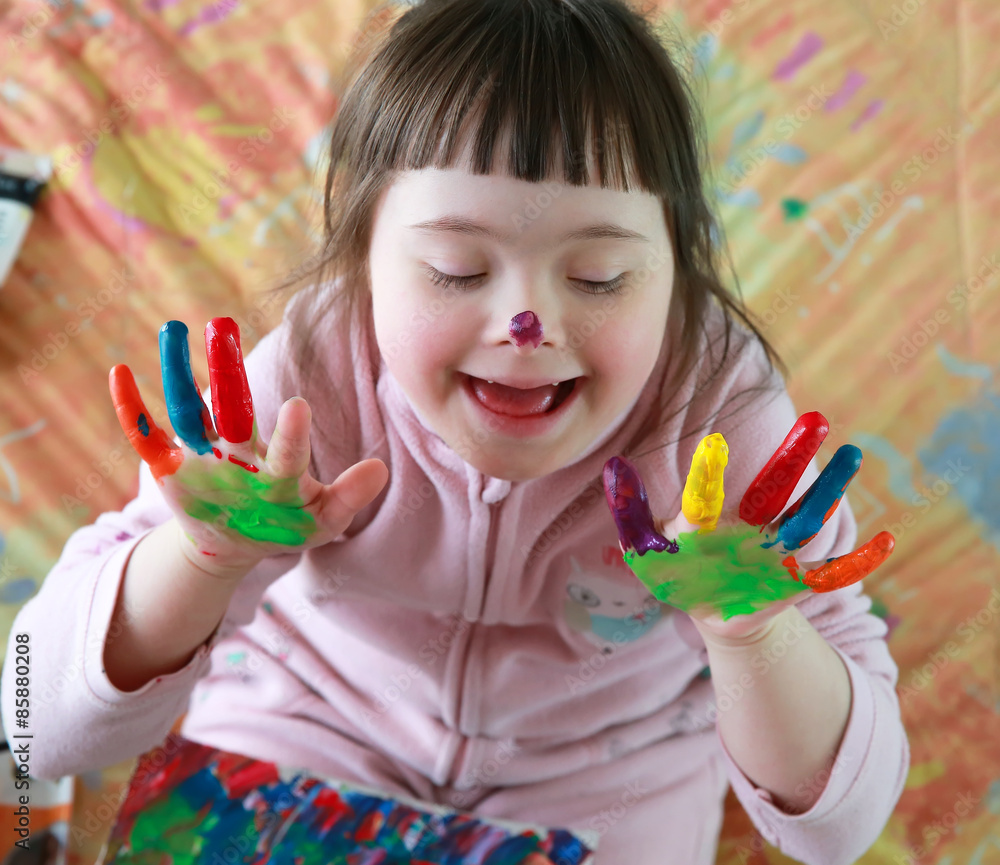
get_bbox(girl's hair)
[270,0,785,469]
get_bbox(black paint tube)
[0,145,52,288]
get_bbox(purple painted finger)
[602,456,677,555]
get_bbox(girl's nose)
[509,310,544,349]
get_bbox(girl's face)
[368,146,674,481]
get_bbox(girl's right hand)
[109,317,388,580]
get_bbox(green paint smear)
[625,526,806,620]
[781,198,809,220]
[126,789,245,865]
[179,460,316,545]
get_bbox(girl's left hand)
[602,413,896,645]
[652,511,811,645]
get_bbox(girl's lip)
[461,373,584,433]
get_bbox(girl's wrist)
[170,520,264,583]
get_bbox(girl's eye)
[423,265,481,290]
[576,274,628,296]
[422,265,627,296]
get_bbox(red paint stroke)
[752,13,793,49]
[797,532,895,592]
[228,454,260,473]
[200,550,218,556]
[356,809,384,843]
[221,760,280,798]
[205,317,254,443]
[313,788,356,835]
[117,738,218,827]
[212,447,223,459]
[772,31,823,81]
[825,70,867,112]
[109,365,183,480]
[782,555,801,581]
[740,412,829,526]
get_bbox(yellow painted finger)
[682,433,729,532]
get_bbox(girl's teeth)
[483,380,562,387]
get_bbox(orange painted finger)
[109,364,184,481]
[783,531,895,593]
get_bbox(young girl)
[2,1,908,862]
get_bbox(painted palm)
[602,413,895,621]
[109,317,319,563]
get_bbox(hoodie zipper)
[448,499,501,786]
[479,500,502,619]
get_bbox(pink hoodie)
[2,283,908,864]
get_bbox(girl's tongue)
[471,377,560,417]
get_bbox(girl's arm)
[0,457,301,781]
[694,604,851,814]
[103,519,256,693]
[697,579,910,865]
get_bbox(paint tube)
[0,145,52,289]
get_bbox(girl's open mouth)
[460,374,583,436]
[465,375,578,417]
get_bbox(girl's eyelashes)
[421,264,627,296]
[423,265,479,290]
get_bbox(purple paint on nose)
[602,456,678,556]
[509,311,543,348]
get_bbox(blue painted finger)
[160,320,213,455]
[763,444,862,552]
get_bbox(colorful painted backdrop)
[0,0,997,862]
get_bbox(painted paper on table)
[97,734,597,865]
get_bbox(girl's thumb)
[266,397,312,478]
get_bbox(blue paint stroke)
[918,390,1000,542]
[692,33,718,79]
[713,61,735,80]
[717,187,763,208]
[851,433,918,502]
[0,578,37,604]
[764,445,862,550]
[770,142,808,164]
[729,110,766,153]
[936,344,992,380]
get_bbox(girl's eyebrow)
[407,215,650,246]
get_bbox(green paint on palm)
[180,460,316,545]
[624,526,805,620]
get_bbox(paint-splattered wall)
[0,0,997,862]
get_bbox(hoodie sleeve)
[716,582,910,865]
[0,307,309,781]
[686,325,909,865]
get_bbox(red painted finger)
[109,364,183,480]
[782,531,895,593]
[740,411,829,527]
[205,317,254,444]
